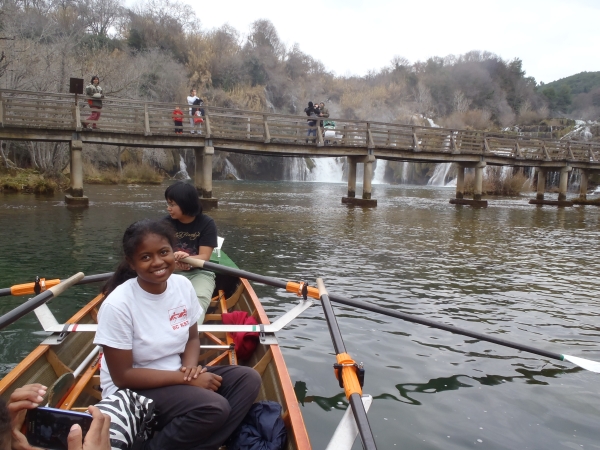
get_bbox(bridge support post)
[64,139,88,207]
[194,145,218,209]
[529,167,573,206]
[579,169,588,201]
[363,158,373,200]
[536,168,547,201]
[455,164,465,199]
[342,155,377,206]
[346,156,357,198]
[449,162,487,207]
[558,166,572,201]
[473,162,485,201]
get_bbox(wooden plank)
[46,349,72,377]
[59,353,101,410]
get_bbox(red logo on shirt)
[169,306,189,330]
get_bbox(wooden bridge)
[1,88,599,207]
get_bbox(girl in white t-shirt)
[94,219,261,450]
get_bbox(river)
[1,181,600,449]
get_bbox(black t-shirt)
[164,214,218,256]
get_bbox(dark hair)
[165,181,202,216]
[90,75,99,83]
[102,219,177,297]
[308,101,313,108]
[0,398,9,439]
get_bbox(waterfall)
[373,160,386,184]
[174,152,191,179]
[428,163,452,186]
[569,169,581,191]
[285,157,309,181]
[223,159,240,180]
[310,157,344,182]
[401,161,409,184]
[501,166,512,180]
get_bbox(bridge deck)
[1,89,599,170]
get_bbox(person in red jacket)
[173,106,184,134]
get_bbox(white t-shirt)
[93,275,202,397]
[187,95,199,115]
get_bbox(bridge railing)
[1,89,599,164]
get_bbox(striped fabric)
[95,389,156,450]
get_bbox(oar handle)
[0,272,84,330]
[0,273,112,297]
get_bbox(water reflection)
[2,182,600,449]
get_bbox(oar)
[316,278,377,450]
[0,273,112,297]
[0,272,85,330]
[181,258,600,374]
[46,346,101,407]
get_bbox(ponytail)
[102,260,136,297]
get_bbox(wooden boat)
[0,251,312,450]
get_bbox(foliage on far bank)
[0,168,64,194]
[84,162,163,185]
[463,168,532,196]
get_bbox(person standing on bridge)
[83,75,103,130]
[187,88,200,134]
[304,101,318,143]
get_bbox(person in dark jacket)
[304,101,317,143]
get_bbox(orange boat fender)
[334,352,365,398]
[11,278,61,296]
[285,281,319,300]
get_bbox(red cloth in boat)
[221,311,260,360]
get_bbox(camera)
[24,406,93,450]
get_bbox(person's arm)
[179,323,205,381]
[102,347,187,390]
[7,384,46,450]
[185,246,213,262]
[103,324,221,391]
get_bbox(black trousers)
[137,365,261,450]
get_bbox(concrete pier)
[529,167,573,206]
[342,155,377,206]
[455,165,464,199]
[558,166,572,202]
[194,145,218,208]
[346,156,357,198]
[65,139,88,207]
[449,162,487,207]
[579,170,588,200]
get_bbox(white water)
[372,160,386,184]
[401,161,409,184]
[428,163,452,186]
[311,158,344,182]
[175,155,191,179]
[223,159,240,180]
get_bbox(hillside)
[542,71,600,95]
[539,72,600,117]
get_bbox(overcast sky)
[188,0,599,84]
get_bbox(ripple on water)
[2,182,600,449]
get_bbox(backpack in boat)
[95,389,157,450]
[227,401,287,450]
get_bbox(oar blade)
[563,355,600,373]
[46,373,75,407]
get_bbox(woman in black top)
[165,181,217,324]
